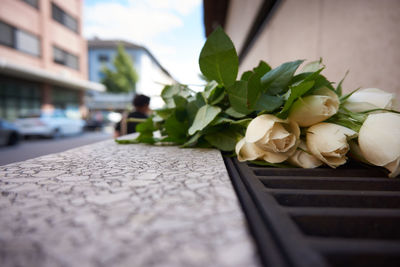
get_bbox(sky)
[84,0,206,85]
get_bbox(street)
[0,131,112,166]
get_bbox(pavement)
[0,130,112,166]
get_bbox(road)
[0,131,112,166]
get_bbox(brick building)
[0,0,104,121]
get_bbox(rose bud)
[307,123,357,168]
[344,88,396,113]
[289,87,339,127]
[243,114,300,163]
[288,140,323,168]
[358,112,400,178]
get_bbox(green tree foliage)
[101,45,139,93]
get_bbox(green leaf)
[226,81,251,115]
[336,71,349,97]
[300,58,323,73]
[248,61,274,109]
[137,135,157,144]
[203,80,219,99]
[164,114,188,144]
[187,92,206,124]
[254,94,284,112]
[240,71,253,81]
[115,138,139,144]
[211,116,251,128]
[340,87,361,103]
[173,95,188,122]
[231,118,252,127]
[199,26,238,87]
[261,60,304,95]
[173,94,188,108]
[161,84,191,108]
[211,116,234,125]
[181,132,202,148]
[291,67,324,86]
[155,108,174,119]
[135,117,157,144]
[204,127,242,151]
[188,104,221,135]
[311,74,335,92]
[136,117,155,134]
[276,81,315,118]
[253,60,271,74]
[225,107,247,118]
[208,86,226,105]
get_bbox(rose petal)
[257,123,296,152]
[245,114,284,143]
[385,158,400,178]
[288,141,323,168]
[235,138,265,162]
[307,123,357,168]
[344,88,396,112]
[263,151,290,163]
[289,88,339,127]
[358,112,400,166]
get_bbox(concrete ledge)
[0,140,258,266]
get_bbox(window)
[51,3,78,33]
[98,54,109,62]
[0,21,40,57]
[0,21,14,47]
[21,0,39,9]
[15,30,40,56]
[53,46,79,70]
[0,76,41,121]
[52,87,80,111]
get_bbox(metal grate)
[224,157,400,267]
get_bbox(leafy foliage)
[101,45,139,93]
[116,28,351,153]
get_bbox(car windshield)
[18,110,67,119]
[42,110,67,118]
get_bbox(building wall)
[88,48,141,83]
[0,0,88,120]
[0,0,86,79]
[225,0,400,99]
[88,45,175,109]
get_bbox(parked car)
[0,119,21,146]
[15,110,85,138]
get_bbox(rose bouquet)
[116,27,400,178]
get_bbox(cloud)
[84,1,183,43]
[83,0,204,84]
[146,0,202,16]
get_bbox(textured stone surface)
[0,140,259,267]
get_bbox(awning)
[0,58,105,92]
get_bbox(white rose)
[343,88,396,113]
[358,112,400,178]
[235,138,264,162]
[307,123,357,168]
[288,140,323,168]
[289,87,339,127]
[236,114,300,163]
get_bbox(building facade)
[87,39,176,110]
[0,0,104,121]
[204,0,400,101]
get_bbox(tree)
[101,45,139,93]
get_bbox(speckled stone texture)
[0,140,259,267]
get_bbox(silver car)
[15,110,84,138]
[0,119,21,146]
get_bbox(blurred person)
[114,94,151,137]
